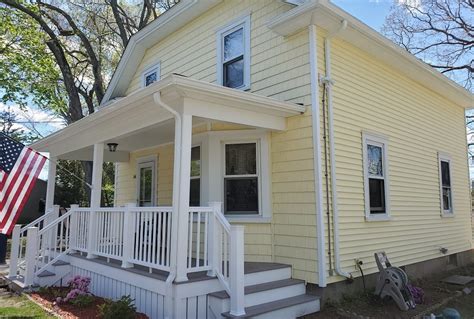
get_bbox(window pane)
[145,72,157,86]
[139,166,153,207]
[191,146,200,177]
[225,143,256,175]
[223,57,244,88]
[369,178,385,213]
[367,144,383,176]
[225,177,258,214]
[224,28,243,61]
[441,161,451,187]
[190,178,200,207]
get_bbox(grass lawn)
[0,290,53,318]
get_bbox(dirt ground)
[304,264,474,319]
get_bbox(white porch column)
[45,156,57,213]
[175,113,193,282]
[86,143,104,259]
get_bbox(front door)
[137,160,156,207]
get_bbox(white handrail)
[20,209,54,234]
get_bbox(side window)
[217,16,250,90]
[362,134,390,220]
[224,142,259,215]
[190,146,201,206]
[439,154,453,215]
[142,63,161,87]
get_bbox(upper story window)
[439,153,453,215]
[217,16,251,90]
[362,133,390,221]
[142,63,161,87]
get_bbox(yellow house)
[10,0,473,318]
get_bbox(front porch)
[8,75,319,318]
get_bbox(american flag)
[0,133,46,235]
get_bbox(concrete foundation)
[309,249,474,304]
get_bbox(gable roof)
[102,0,472,108]
[268,0,472,108]
[101,0,222,105]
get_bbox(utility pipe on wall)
[323,20,351,279]
[308,24,327,288]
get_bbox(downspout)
[322,20,351,279]
[153,92,181,318]
[309,24,327,287]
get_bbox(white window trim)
[136,155,158,206]
[192,129,271,222]
[438,152,454,217]
[362,132,391,221]
[216,15,251,90]
[141,62,161,88]
[222,140,261,215]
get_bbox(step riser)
[210,283,306,311]
[34,265,71,287]
[244,267,291,286]
[252,300,320,319]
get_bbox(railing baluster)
[204,212,208,267]
[196,211,201,267]
[156,211,161,265]
[187,212,193,269]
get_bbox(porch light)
[107,143,118,152]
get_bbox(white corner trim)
[438,152,454,217]
[362,131,391,221]
[216,14,251,91]
[141,62,161,88]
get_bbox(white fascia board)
[31,75,302,154]
[268,0,473,109]
[102,0,223,105]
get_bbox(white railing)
[93,208,125,259]
[70,206,90,252]
[9,207,57,279]
[129,207,173,271]
[185,202,245,316]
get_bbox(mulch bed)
[30,287,148,319]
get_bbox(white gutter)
[153,92,180,319]
[323,20,350,279]
[309,24,327,287]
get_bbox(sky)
[332,0,394,31]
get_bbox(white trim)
[141,62,161,88]
[192,129,271,221]
[136,155,158,206]
[438,152,454,216]
[362,132,390,221]
[216,15,251,91]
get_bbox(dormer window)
[142,63,161,87]
[217,16,250,90]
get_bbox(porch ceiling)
[31,75,304,157]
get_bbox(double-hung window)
[190,146,201,207]
[217,16,250,90]
[363,133,390,220]
[438,153,453,215]
[224,142,259,215]
[142,63,161,87]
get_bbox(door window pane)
[139,166,153,207]
[225,177,258,214]
[191,146,201,177]
[225,143,256,175]
[190,146,200,206]
[190,179,200,207]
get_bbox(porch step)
[37,270,55,277]
[221,294,320,319]
[243,262,291,286]
[209,279,306,308]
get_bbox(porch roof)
[31,74,304,158]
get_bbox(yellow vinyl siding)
[326,36,472,283]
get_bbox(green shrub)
[98,295,136,319]
[70,294,95,307]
